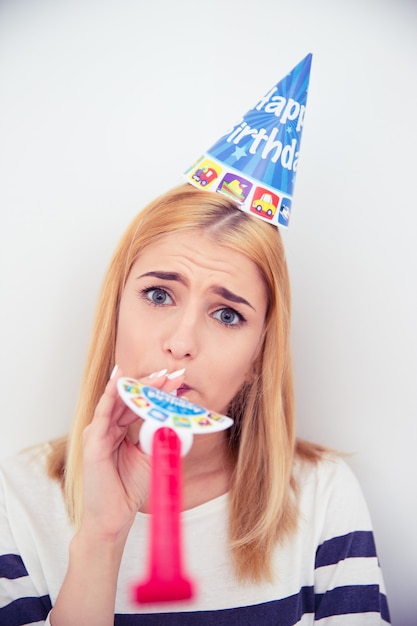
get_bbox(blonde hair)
[48,183,322,582]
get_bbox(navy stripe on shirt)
[0,584,390,625]
[114,586,316,626]
[0,554,28,580]
[113,584,389,625]
[112,581,390,625]
[0,595,52,626]
[0,541,390,625]
[315,585,390,622]
[315,530,377,568]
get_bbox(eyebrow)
[138,271,184,283]
[137,271,255,311]
[212,286,255,310]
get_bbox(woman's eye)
[144,288,173,306]
[213,307,244,327]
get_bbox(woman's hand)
[52,369,185,626]
[80,367,185,541]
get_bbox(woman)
[0,184,390,625]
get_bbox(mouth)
[176,384,192,398]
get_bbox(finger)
[160,369,186,394]
[141,368,186,395]
[93,374,122,425]
[90,368,137,435]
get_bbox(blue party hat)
[184,54,312,227]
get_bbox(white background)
[0,0,416,623]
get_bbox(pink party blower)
[133,427,194,603]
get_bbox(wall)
[0,0,416,623]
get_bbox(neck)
[140,431,233,513]
[183,431,234,509]
[184,430,230,472]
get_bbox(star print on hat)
[184,54,312,228]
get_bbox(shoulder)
[0,443,70,555]
[295,450,361,488]
[293,450,375,541]
[293,454,391,623]
[0,442,51,478]
[0,443,62,507]
[294,449,366,500]
[294,440,361,495]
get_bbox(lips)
[176,384,192,398]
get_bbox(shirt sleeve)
[0,466,52,626]
[313,458,390,625]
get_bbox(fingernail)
[166,368,186,380]
[110,364,118,380]
[149,368,168,379]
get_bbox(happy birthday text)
[225,89,306,171]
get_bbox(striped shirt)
[0,445,390,625]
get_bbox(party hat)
[184,54,312,227]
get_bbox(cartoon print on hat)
[190,158,222,189]
[185,54,312,228]
[217,173,253,204]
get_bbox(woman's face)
[115,229,268,415]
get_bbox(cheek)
[212,344,256,389]
[210,359,251,415]
[115,304,151,365]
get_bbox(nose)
[162,310,198,362]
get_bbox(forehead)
[131,229,259,276]
[127,229,268,306]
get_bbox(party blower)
[117,377,234,604]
